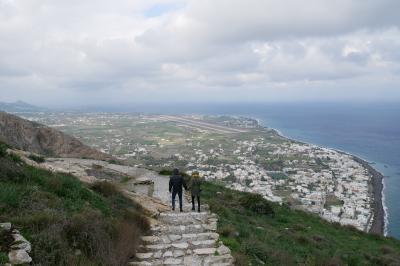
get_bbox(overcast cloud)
[1,0,400,107]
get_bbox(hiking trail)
[128,174,234,266]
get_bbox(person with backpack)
[190,171,203,212]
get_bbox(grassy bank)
[202,182,400,265]
[0,143,149,266]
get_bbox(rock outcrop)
[0,112,113,161]
[0,223,32,265]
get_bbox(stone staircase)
[129,204,234,265]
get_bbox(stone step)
[141,232,219,245]
[139,239,217,253]
[159,212,209,225]
[160,212,210,218]
[130,200,234,265]
[130,253,234,266]
[152,223,216,235]
[172,205,210,212]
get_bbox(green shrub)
[0,157,26,181]
[292,223,307,232]
[295,234,310,245]
[0,184,23,209]
[270,172,288,180]
[218,224,237,238]
[13,211,62,232]
[28,154,45,163]
[0,143,8,157]
[108,159,123,165]
[221,237,240,252]
[243,239,269,262]
[239,193,274,216]
[91,181,119,197]
[381,245,394,255]
[159,169,173,176]
[64,210,111,258]
[0,251,8,264]
[232,253,249,266]
[9,153,22,163]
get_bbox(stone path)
[129,207,234,265]
[129,175,235,265]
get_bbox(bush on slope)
[202,182,400,266]
[0,145,149,266]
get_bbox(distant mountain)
[0,112,113,160]
[0,101,48,112]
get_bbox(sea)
[100,102,400,239]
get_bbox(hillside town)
[184,139,374,232]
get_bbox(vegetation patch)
[0,144,149,266]
[28,154,46,163]
[270,172,289,180]
[0,142,9,157]
[202,182,400,266]
[0,251,8,264]
[159,169,173,176]
[324,194,344,208]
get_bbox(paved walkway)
[129,175,234,266]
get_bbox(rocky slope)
[0,112,112,160]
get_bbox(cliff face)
[0,112,113,161]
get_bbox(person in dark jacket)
[190,171,202,212]
[169,168,187,212]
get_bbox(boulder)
[11,233,31,253]
[8,249,32,265]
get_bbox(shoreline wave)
[383,178,389,236]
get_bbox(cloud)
[0,0,400,106]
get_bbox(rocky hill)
[0,112,113,160]
[0,101,47,113]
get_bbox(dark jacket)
[190,178,202,197]
[169,174,187,193]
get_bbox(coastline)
[351,156,385,235]
[253,119,386,235]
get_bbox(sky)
[1,0,400,107]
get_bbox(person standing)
[169,168,187,212]
[190,171,202,212]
